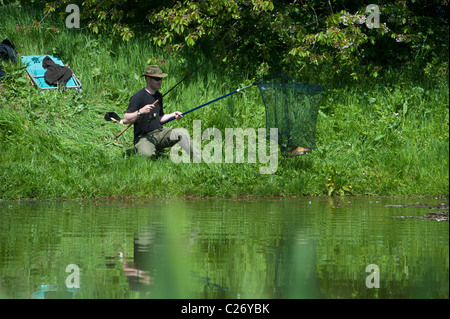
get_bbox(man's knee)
[135,138,157,158]
[136,147,156,158]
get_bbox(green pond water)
[0,197,448,299]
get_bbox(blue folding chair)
[22,55,82,91]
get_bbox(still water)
[0,197,448,299]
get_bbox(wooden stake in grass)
[114,122,133,141]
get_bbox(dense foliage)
[16,0,450,81]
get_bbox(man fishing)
[123,65,199,159]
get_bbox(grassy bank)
[1,5,448,200]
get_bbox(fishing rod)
[161,19,258,98]
[104,49,237,139]
[164,84,255,124]
[105,84,256,134]
[161,44,236,99]
[105,21,256,139]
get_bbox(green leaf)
[328,186,334,196]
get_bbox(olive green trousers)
[135,128,199,159]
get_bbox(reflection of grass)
[0,199,448,298]
[314,201,449,299]
[1,5,448,200]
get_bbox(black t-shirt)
[126,88,164,143]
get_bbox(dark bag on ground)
[0,39,18,79]
[0,39,17,62]
[42,55,73,87]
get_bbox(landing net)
[256,73,325,157]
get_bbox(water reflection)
[121,235,155,296]
[0,198,448,299]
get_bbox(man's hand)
[123,100,160,125]
[173,111,183,120]
[141,103,156,115]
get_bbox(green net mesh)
[256,73,325,156]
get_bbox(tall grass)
[0,4,448,200]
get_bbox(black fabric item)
[0,39,17,79]
[42,56,73,87]
[0,39,17,63]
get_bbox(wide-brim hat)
[141,65,168,78]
